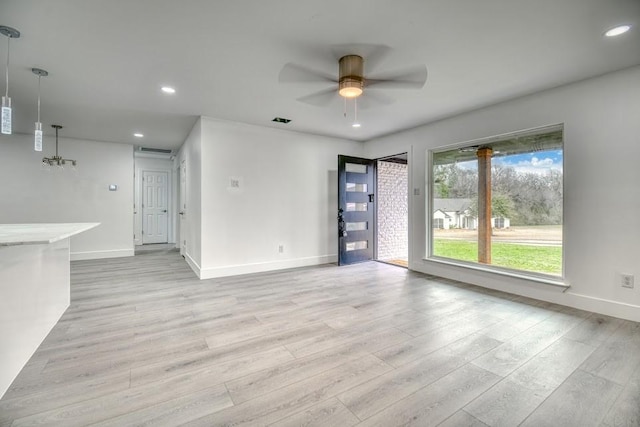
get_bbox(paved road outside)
[434,225,562,246]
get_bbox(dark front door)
[338,155,375,265]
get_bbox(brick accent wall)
[377,161,408,260]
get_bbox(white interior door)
[179,161,187,256]
[142,171,169,244]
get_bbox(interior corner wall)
[197,117,363,278]
[178,118,203,274]
[364,65,640,322]
[134,155,176,246]
[0,133,134,260]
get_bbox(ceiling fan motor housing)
[338,55,364,98]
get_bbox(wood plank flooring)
[1,248,639,426]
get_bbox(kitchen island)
[0,223,99,398]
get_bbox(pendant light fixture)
[0,25,20,135]
[42,125,77,169]
[32,68,48,151]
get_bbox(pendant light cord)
[37,75,41,123]
[4,36,9,98]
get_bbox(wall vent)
[138,147,174,154]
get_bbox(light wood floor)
[1,249,639,426]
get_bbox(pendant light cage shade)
[32,68,48,151]
[0,25,20,135]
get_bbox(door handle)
[338,209,346,237]
[162,210,167,213]
[179,211,184,216]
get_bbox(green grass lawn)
[433,239,562,275]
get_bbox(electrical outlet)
[621,274,634,289]
[278,245,284,254]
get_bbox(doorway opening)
[375,153,408,267]
[337,153,408,268]
[133,152,176,251]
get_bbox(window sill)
[424,256,569,290]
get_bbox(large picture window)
[428,125,563,278]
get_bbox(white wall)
[194,117,363,278]
[364,65,640,321]
[177,118,203,271]
[0,133,134,259]
[134,154,176,246]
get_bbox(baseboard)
[199,255,338,279]
[562,292,640,323]
[184,252,202,279]
[70,249,134,261]
[412,259,640,322]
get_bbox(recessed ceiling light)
[352,123,361,128]
[161,86,176,94]
[605,25,631,37]
[134,133,144,138]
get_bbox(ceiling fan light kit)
[279,46,428,126]
[338,55,364,98]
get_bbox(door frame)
[133,153,175,247]
[336,151,410,266]
[178,159,187,257]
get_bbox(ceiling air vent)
[272,117,291,124]
[138,147,174,154]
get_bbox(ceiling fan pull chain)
[343,96,347,118]
[354,97,358,123]
[351,98,361,128]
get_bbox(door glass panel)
[346,163,367,174]
[346,183,368,192]
[346,241,368,251]
[346,202,368,212]
[346,222,367,231]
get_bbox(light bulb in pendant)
[1,96,11,134]
[34,122,43,151]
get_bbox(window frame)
[426,124,566,283]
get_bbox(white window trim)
[426,123,565,283]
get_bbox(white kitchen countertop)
[0,223,100,246]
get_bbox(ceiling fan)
[278,44,428,109]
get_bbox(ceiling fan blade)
[366,64,428,90]
[279,63,336,84]
[330,44,392,74]
[357,91,395,110]
[297,87,338,107]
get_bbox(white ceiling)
[1,0,638,149]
